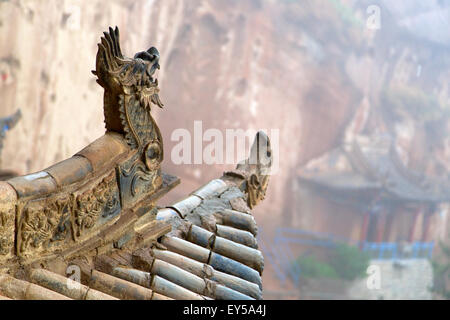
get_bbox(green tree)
[431,240,450,299]
[293,256,338,279]
[293,243,370,281]
[329,243,370,281]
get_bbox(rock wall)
[0,0,155,175]
[0,0,361,228]
[145,0,361,220]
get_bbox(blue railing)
[362,241,434,260]
[258,227,435,286]
[257,228,287,284]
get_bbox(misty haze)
[0,0,449,301]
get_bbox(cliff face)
[0,0,154,174]
[0,0,361,224]
[145,0,362,217]
[2,0,450,299]
[3,0,449,223]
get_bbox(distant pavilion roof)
[298,135,450,204]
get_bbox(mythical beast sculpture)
[92,27,166,207]
[0,27,174,261]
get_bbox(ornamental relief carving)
[73,171,120,239]
[0,208,14,256]
[117,152,163,209]
[16,171,121,256]
[18,196,72,255]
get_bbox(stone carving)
[3,27,169,260]
[92,26,163,151]
[74,172,120,238]
[226,131,272,209]
[117,152,163,208]
[18,196,72,254]
[17,172,121,255]
[92,26,164,206]
[0,183,16,258]
[246,173,270,209]
[0,208,14,255]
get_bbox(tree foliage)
[431,240,450,299]
[294,243,370,281]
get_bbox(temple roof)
[0,129,269,300]
[0,175,264,300]
[298,135,450,203]
[0,130,269,301]
[0,27,270,300]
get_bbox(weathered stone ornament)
[92,26,163,148]
[225,131,272,209]
[0,27,174,261]
[92,26,165,208]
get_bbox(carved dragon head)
[92,27,164,155]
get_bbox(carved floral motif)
[0,208,14,255]
[74,172,119,237]
[17,172,120,255]
[19,196,71,254]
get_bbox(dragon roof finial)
[92,26,164,154]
